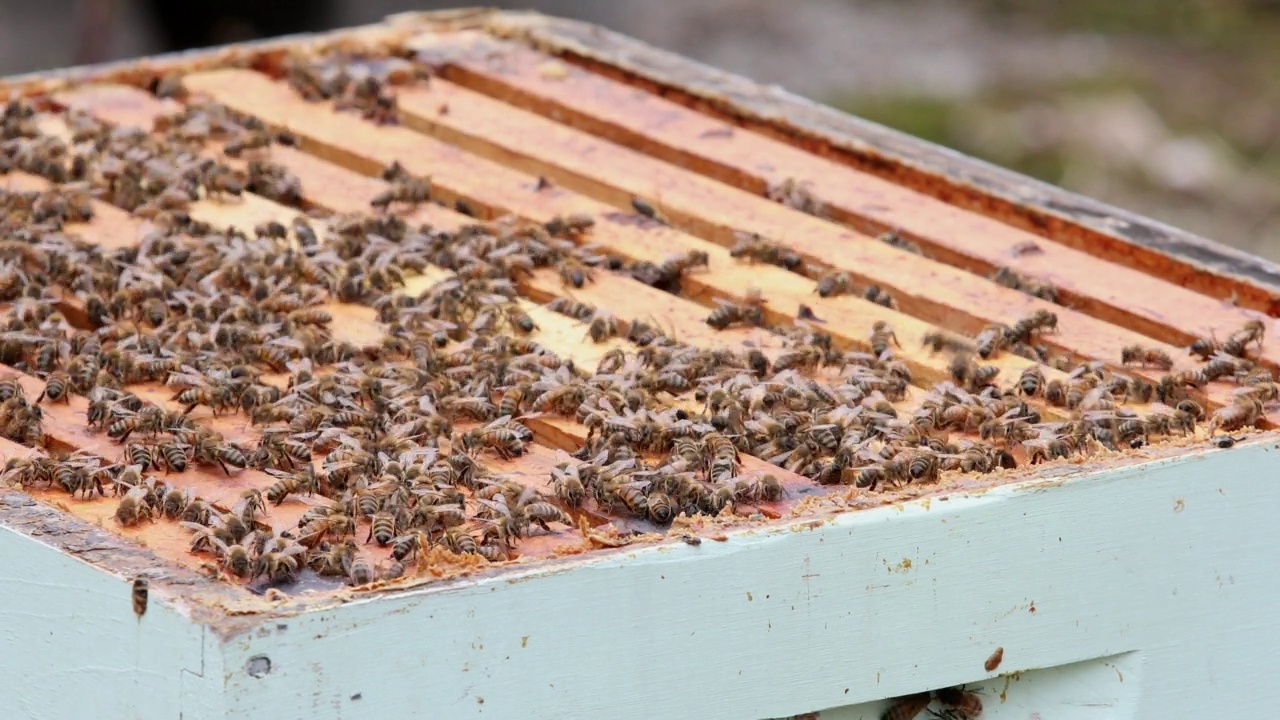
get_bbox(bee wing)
[475,497,513,518]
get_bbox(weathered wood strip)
[179,69,1080,402]
[59,84,931,415]
[422,32,1274,359]
[48,88,806,499]
[386,77,1240,375]
[486,11,1280,318]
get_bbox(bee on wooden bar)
[371,176,431,210]
[870,321,900,358]
[655,249,710,282]
[546,297,597,322]
[544,212,595,236]
[1009,240,1043,256]
[587,312,621,343]
[706,289,767,330]
[35,372,69,403]
[989,266,1059,304]
[815,271,854,298]
[974,324,1010,360]
[921,331,972,354]
[1211,396,1262,432]
[223,129,274,157]
[863,284,897,309]
[115,487,154,527]
[878,229,922,255]
[1018,366,1045,397]
[730,231,803,271]
[1007,309,1057,344]
[766,177,825,217]
[1121,344,1174,370]
[557,257,594,288]
[630,196,667,223]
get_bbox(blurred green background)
[5,0,1280,259]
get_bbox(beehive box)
[4,9,1280,720]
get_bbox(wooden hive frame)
[4,9,1280,719]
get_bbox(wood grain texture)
[180,69,1078,401]
[485,11,1280,315]
[387,77,1220,373]
[6,15,1280,719]
[421,31,1276,360]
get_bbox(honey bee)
[1010,240,1043,256]
[551,463,586,508]
[1017,366,1044,396]
[773,346,823,373]
[156,441,189,473]
[366,510,398,546]
[211,537,253,578]
[557,257,595,288]
[934,687,983,720]
[881,692,932,720]
[870,321,900,358]
[921,331,972,354]
[1007,309,1058,344]
[371,176,431,209]
[223,129,273,157]
[816,271,854,298]
[131,577,148,617]
[863,284,897,308]
[877,229,922,255]
[587,312,621,343]
[115,487,154,527]
[656,249,710,283]
[125,442,155,472]
[974,324,1010,359]
[546,297,597,322]
[630,196,666,223]
[734,473,784,502]
[36,372,69,403]
[1121,344,1174,370]
[543,212,596,236]
[706,289,767,330]
[505,305,538,334]
[730,231,802,271]
[264,467,318,505]
[1211,396,1262,432]
[766,177,825,217]
[990,266,1059,304]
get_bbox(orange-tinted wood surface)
[388,78,1227,372]
[55,83,825,496]
[2,171,146,251]
[424,33,1277,361]
[179,69,1079,399]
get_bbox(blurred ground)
[3,0,1280,260]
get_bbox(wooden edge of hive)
[415,31,1277,364]
[379,76,1236,374]
[0,18,1269,599]
[481,11,1280,315]
[0,8,495,102]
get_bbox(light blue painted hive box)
[3,9,1279,720]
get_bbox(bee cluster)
[0,45,1272,595]
[882,685,984,720]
